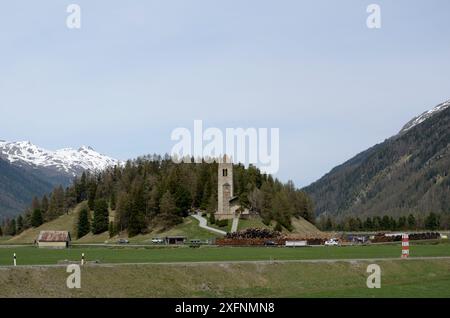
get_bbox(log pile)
[216,228,326,246]
[372,232,441,243]
[225,228,281,239]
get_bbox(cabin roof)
[37,231,71,242]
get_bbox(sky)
[1,0,449,187]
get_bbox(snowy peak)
[0,140,121,176]
[400,100,450,133]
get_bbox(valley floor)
[1,241,449,297]
[1,241,450,266]
[1,259,450,297]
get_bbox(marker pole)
[13,253,17,266]
[401,233,409,259]
[81,253,85,266]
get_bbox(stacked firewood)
[372,232,441,243]
[225,228,281,239]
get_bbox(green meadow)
[1,241,449,266]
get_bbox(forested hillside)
[305,102,450,221]
[1,155,314,237]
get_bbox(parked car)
[264,240,278,246]
[117,238,129,244]
[151,238,165,244]
[324,238,339,246]
[189,239,202,248]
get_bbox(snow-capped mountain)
[0,140,121,177]
[399,99,450,133]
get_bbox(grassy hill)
[206,214,325,238]
[4,203,323,245]
[5,205,81,244]
[4,203,222,245]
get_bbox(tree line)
[317,212,449,232]
[0,155,315,238]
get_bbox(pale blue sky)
[1,1,449,186]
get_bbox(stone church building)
[215,155,249,220]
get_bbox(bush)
[209,213,216,225]
[216,219,228,228]
[274,222,283,232]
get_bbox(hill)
[6,205,80,244]
[235,216,324,237]
[5,202,221,244]
[8,155,315,239]
[304,100,450,219]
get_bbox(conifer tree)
[77,206,90,238]
[92,199,109,234]
[108,221,115,238]
[16,215,24,233]
[31,208,43,227]
[9,219,17,236]
[41,195,49,214]
[159,191,180,228]
[407,214,416,230]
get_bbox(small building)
[165,236,186,245]
[37,231,71,248]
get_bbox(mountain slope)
[0,141,120,177]
[0,140,121,218]
[304,100,450,219]
[0,158,54,219]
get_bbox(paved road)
[2,256,450,269]
[192,213,227,235]
[231,216,239,233]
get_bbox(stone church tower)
[216,155,233,219]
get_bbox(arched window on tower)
[223,169,228,177]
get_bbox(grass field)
[1,241,449,266]
[1,259,449,297]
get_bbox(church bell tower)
[216,155,233,219]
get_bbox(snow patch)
[0,141,122,176]
[400,100,450,133]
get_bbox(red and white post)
[401,233,409,259]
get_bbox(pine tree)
[16,215,24,233]
[75,172,88,203]
[159,191,181,228]
[407,214,416,230]
[31,208,43,227]
[9,219,17,236]
[47,186,65,220]
[0,225,3,236]
[77,207,90,238]
[41,195,49,214]
[87,181,97,210]
[108,221,115,238]
[127,181,147,237]
[31,196,41,210]
[325,216,333,231]
[110,191,117,210]
[425,212,440,230]
[92,199,109,234]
